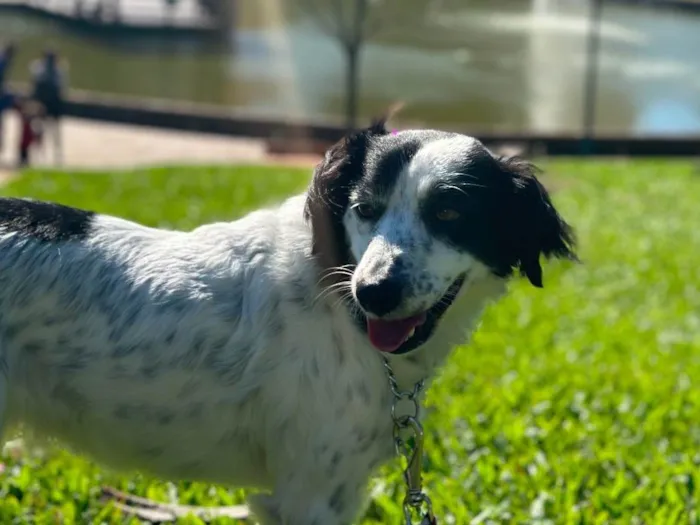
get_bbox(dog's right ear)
[304,117,390,286]
[496,156,578,288]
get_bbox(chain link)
[383,357,437,525]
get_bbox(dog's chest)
[256,314,435,482]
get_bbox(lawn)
[1,160,699,524]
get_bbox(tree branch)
[101,487,251,523]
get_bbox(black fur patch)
[356,129,455,203]
[420,153,577,287]
[358,136,423,199]
[0,198,95,242]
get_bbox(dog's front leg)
[249,456,371,525]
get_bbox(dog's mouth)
[353,274,466,355]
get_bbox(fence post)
[582,0,603,155]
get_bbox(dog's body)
[0,123,575,524]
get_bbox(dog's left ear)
[304,116,390,286]
[497,157,578,288]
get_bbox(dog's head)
[305,119,576,355]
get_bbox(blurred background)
[3,0,700,133]
[3,0,700,171]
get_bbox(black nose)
[355,278,403,317]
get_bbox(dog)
[0,119,576,524]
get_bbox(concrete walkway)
[0,113,305,179]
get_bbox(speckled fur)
[0,123,575,525]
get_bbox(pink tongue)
[367,313,427,353]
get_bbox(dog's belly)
[8,362,273,488]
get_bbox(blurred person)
[0,42,17,154]
[30,48,67,166]
[15,97,45,168]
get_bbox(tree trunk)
[345,44,360,132]
[344,0,368,132]
[106,0,120,23]
[166,4,175,26]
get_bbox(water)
[2,0,700,135]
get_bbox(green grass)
[1,160,699,524]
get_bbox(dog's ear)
[497,157,578,288]
[304,117,390,285]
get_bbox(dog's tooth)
[406,328,416,341]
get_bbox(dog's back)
[0,196,313,486]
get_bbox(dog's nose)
[355,278,403,317]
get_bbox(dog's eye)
[436,208,460,221]
[354,203,379,220]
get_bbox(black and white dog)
[0,120,576,524]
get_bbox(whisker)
[320,263,356,275]
[441,183,487,196]
[317,283,348,297]
[330,288,357,310]
[317,270,353,283]
[321,268,355,277]
[315,283,352,304]
[317,265,356,287]
[321,271,353,281]
[315,273,352,291]
[457,172,485,183]
[331,292,354,310]
[314,280,353,304]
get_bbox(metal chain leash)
[383,357,437,525]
